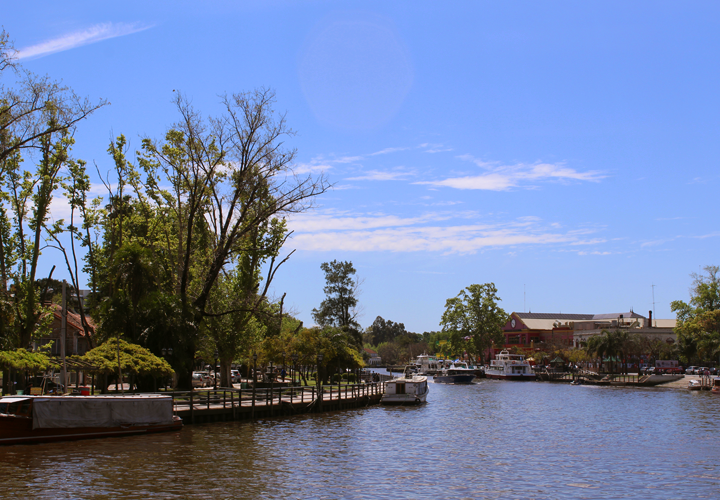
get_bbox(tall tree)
[672,265,720,365]
[312,260,361,329]
[367,316,407,345]
[96,89,328,388]
[440,283,507,364]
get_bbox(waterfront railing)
[165,382,386,420]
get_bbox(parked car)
[686,366,700,375]
[230,370,241,384]
[192,371,213,388]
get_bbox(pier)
[536,370,686,386]
[167,381,388,424]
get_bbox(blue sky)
[4,2,719,332]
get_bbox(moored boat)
[688,379,703,391]
[412,353,441,375]
[711,377,720,394]
[433,361,477,384]
[485,350,536,381]
[0,394,183,445]
[381,368,429,405]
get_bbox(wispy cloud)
[287,210,593,254]
[419,143,453,154]
[369,147,408,156]
[416,157,605,191]
[17,23,153,60]
[346,169,413,181]
[333,155,364,164]
[294,160,332,175]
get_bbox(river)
[0,380,719,499]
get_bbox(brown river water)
[0,379,719,499]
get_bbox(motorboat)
[688,379,703,391]
[381,367,429,405]
[433,361,477,384]
[711,377,720,394]
[0,394,183,445]
[485,350,536,381]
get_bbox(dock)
[167,382,387,424]
[536,370,686,387]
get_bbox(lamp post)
[161,347,173,390]
[251,352,257,420]
[268,360,275,417]
[317,353,324,411]
[213,349,218,390]
[291,353,298,386]
[282,351,286,382]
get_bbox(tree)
[367,316,407,345]
[77,338,174,393]
[312,260,361,329]
[0,29,104,393]
[0,29,106,165]
[440,283,507,364]
[672,265,720,366]
[93,90,328,389]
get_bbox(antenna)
[524,284,526,313]
[652,284,656,327]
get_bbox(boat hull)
[433,374,476,384]
[0,415,183,446]
[485,373,536,381]
[381,393,428,405]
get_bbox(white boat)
[688,379,703,391]
[485,350,536,381]
[433,361,476,384]
[412,353,441,375]
[381,368,429,405]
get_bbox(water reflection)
[1,382,719,499]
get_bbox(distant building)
[572,311,676,347]
[502,310,676,350]
[33,304,95,357]
[364,348,382,366]
[502,312,594,348]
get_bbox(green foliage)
[440,283,507,363]
[0,348,52,372]
[312,260,360,329]
[367,316,408,345]
[672,266,720,365]
[77,338,173,378]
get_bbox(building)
[363,348,382,366]
[33,304,95,357]
[572,311,676,347]
[502,310,676,350]
[502,312,594,348]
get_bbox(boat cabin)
[0,397,32,418]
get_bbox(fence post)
[190,392,195,425]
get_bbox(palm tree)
[586,330,627,374]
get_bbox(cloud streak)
[287,210,598,254]
[416,158,605,191]
[17,23,153,60]
[346,169,413,181]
